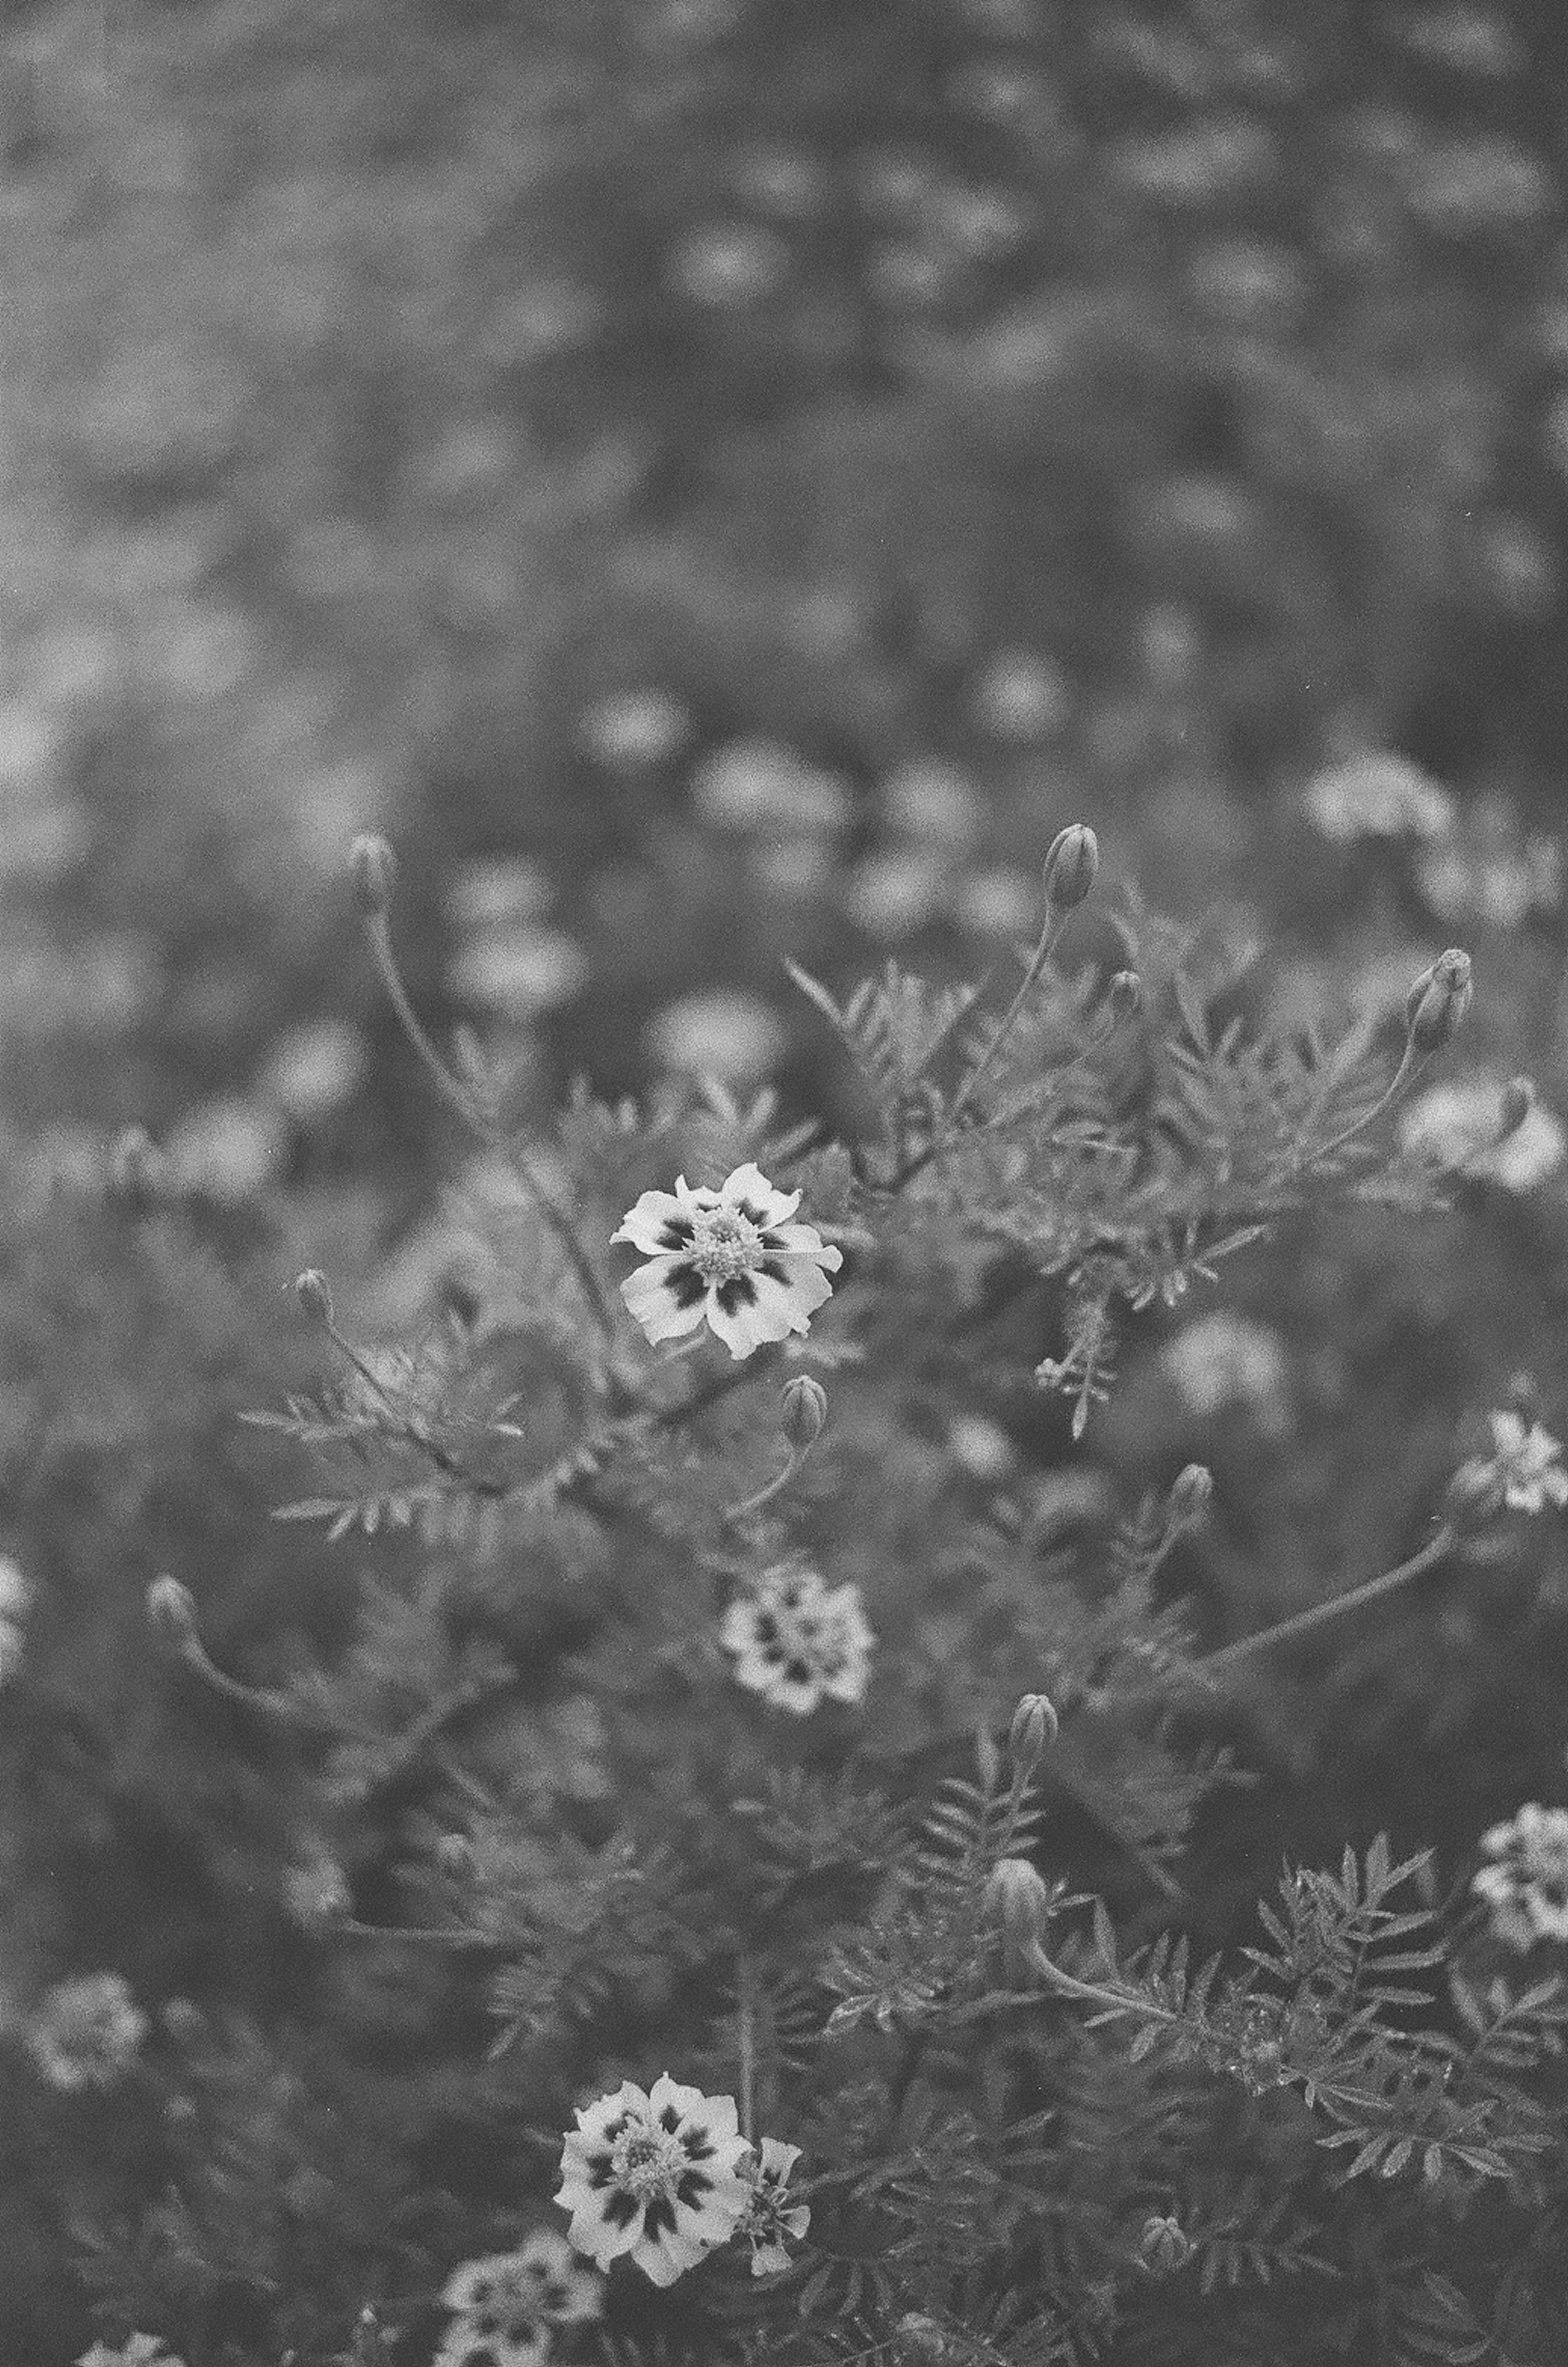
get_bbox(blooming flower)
[612,1163,842,1360]
[1399,1075,1567,1192]
[26,1972,148,2091]
[1302,752,1455,844]
[721,1562,875,1716]
[578,689,690,769]
[644,990,788,1085]
[735,2137,811,2276]
[448,924,589,1019]
[1162,1311,1290,1433]
[0,1553,32,1684]
[78,2339,185,2367]
[1474,1803,1568,1949]
[1482,1410,1568,1513]
[436,2230,603,2367]
[690,739,852,835]
[555,2073,751,2285]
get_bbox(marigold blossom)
[436,2229,603,2367]
[1483,1410,1568,1513]
[736,2137,812,2276]
[26,1972,148,2091]
[1474,1802,1568,1949]
[555,2073,751,2285]
[612,1163,842,1360]
[1399,1076,1566,1193]
[721,1562,875,1716]
[1302,751,1454,843]
[77,2339,185,2367]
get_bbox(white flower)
[971,649,1070,741]
[668,221,788,306]
[78,2339,185,2367]
[1484,1410,1568,1513]
[690,739,852,835]
[1400,1077,1567,1193]
[736,2137,811,2276]
[721,1562,875,1716]
[0,1554,32,1624]
[578,689,690,769]
[445,856,555,932]
[644,990,788,1085]
[951,865,1040,938]
[843,847,948,939]
[1302,752,1456,844]
[612,1163,842,1360]
[165,1097,290,1201]
[1474,1803,1568,1949]
[555,2073,751,2285]
[436,2229,603,2366]
[1163,1312,1290,1432]
[255,1017,368,1121]
[448,925,588,1018]
[879,758,980,847]
[26,1972,148,2091]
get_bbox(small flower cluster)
[0,1552,32,1682]
[26,1971,148,2092]
[722,1561,875,1715]
[436,2229,603,2367]
[613,1162,842,1360]
[555,2075,810,2286]
[1474,1803,1568,1950]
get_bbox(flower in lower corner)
[1483,1409,1568,1514]
[721,1563,874,1716]
[735,2137,811,2276]
[436,2229,603,2367]
[26,1972,148,2092]
[555,2073,751,2285]
[1474,1802,1568,1949]
[612,1162,842,1360]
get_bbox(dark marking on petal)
[677,2168,715,2207]
[756,1259,786,1285]
[667,1262,709,1309]
[642,2192,679,2239]
[785,1659,813,1686]
[716,1275,757,1314]
[659,2103,682,2133]
[657,1216,695,1246]
[602,2188,641,2229]
[735,1200,765,1224]
[680,2130,714,2160]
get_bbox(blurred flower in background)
[25,1972,148,2093]
[1399,1075,1567,1192]
[1303,752,1456,845]
[1163,1310,1291,1434]
[1474,1802,1568,1950]
[645,987,787,1083]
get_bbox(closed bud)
[294,1268,334,1325]
[1007,1691,1059,1774]
[1042,822,1098,912]
[983,1855,1054,1958]
[780,1373,828,1453]
[108,1125,170,1213]
[1136,2214,1191,2275]
[146,1575,200,1658]
[1168,1462,1214,1530]
[1498,1077,1535,1141]
[1404,948,1472,1058]
[348,831,397,918]
[1442,1455,1506,1533]
[1105,968,1143,1023]
[1506,1368,1542,1424]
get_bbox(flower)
[165,1097,290,1201]
[0,1553,32,1683]
[1302,752,1455,844]
[78,2339,185,2367]
[448,924,588,1018]
[26,1972,148,2091]
[256,1016,368,1122]
[690,738,852,835]
[644,990,788,1085]
[578,689,690,769]
[436,2230,603,2367]
[735,2137,811,2275]
[1400,1074,1567,1192]
[555,2073,751,2285]
[721,1563,874,1716]
[1162,1312,1290,1433]
[612,1163,842,1360]
[1474,1803,1568,1949]
[1481,1410,1568,1514]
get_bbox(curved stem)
[723,1446,801,1527]
[1306,1040,1421,1164]
[887,909,1065,1192]
[1199,1523,1457,1680]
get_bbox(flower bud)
[349,831,397,918]
[983,1856,1054,1971]
[1404,948,1472,1058]
[1136,2214,1192,2275]
[146,1575,200,1658]
[1441,1455,1506,1534]
[1167,1462,1214,1530]
[780,1373,828,1453]
[1042,823,1098,912]
[107,1126,170,1213]
[1007,1691,1059,1775]
[1498,1077,1535,1141]
[1105,969,1143,1024]
[294,1268,334,1326]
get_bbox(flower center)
[688,1207,764,1283]
[610,2122,686,2198]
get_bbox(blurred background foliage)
[8,0,1568,2354]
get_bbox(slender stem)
[737,1953,758,2146]
[886,910,1065,1192]
[723,1446,801,1527]
[1198,1524,1457,1679]
[175,1637,320,1728]
[1305,1040,1421,1164]
[337,1919,485,1950]
[363,913,618,1344]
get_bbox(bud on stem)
[780,1373,828,1453]
[294,1269,335,1326]
[1007,1691,1059,1776]
[1404,948,1472,1059]
[1167,1462,1214,1531]
[1105,969,1143,1025]
[1042,823,1098,914]
[349,832,398,919]
[146,1575,200,1659]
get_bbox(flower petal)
[611,1188,694,1253]
[621,1257,710,1344]
[720,1162,800,1225]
